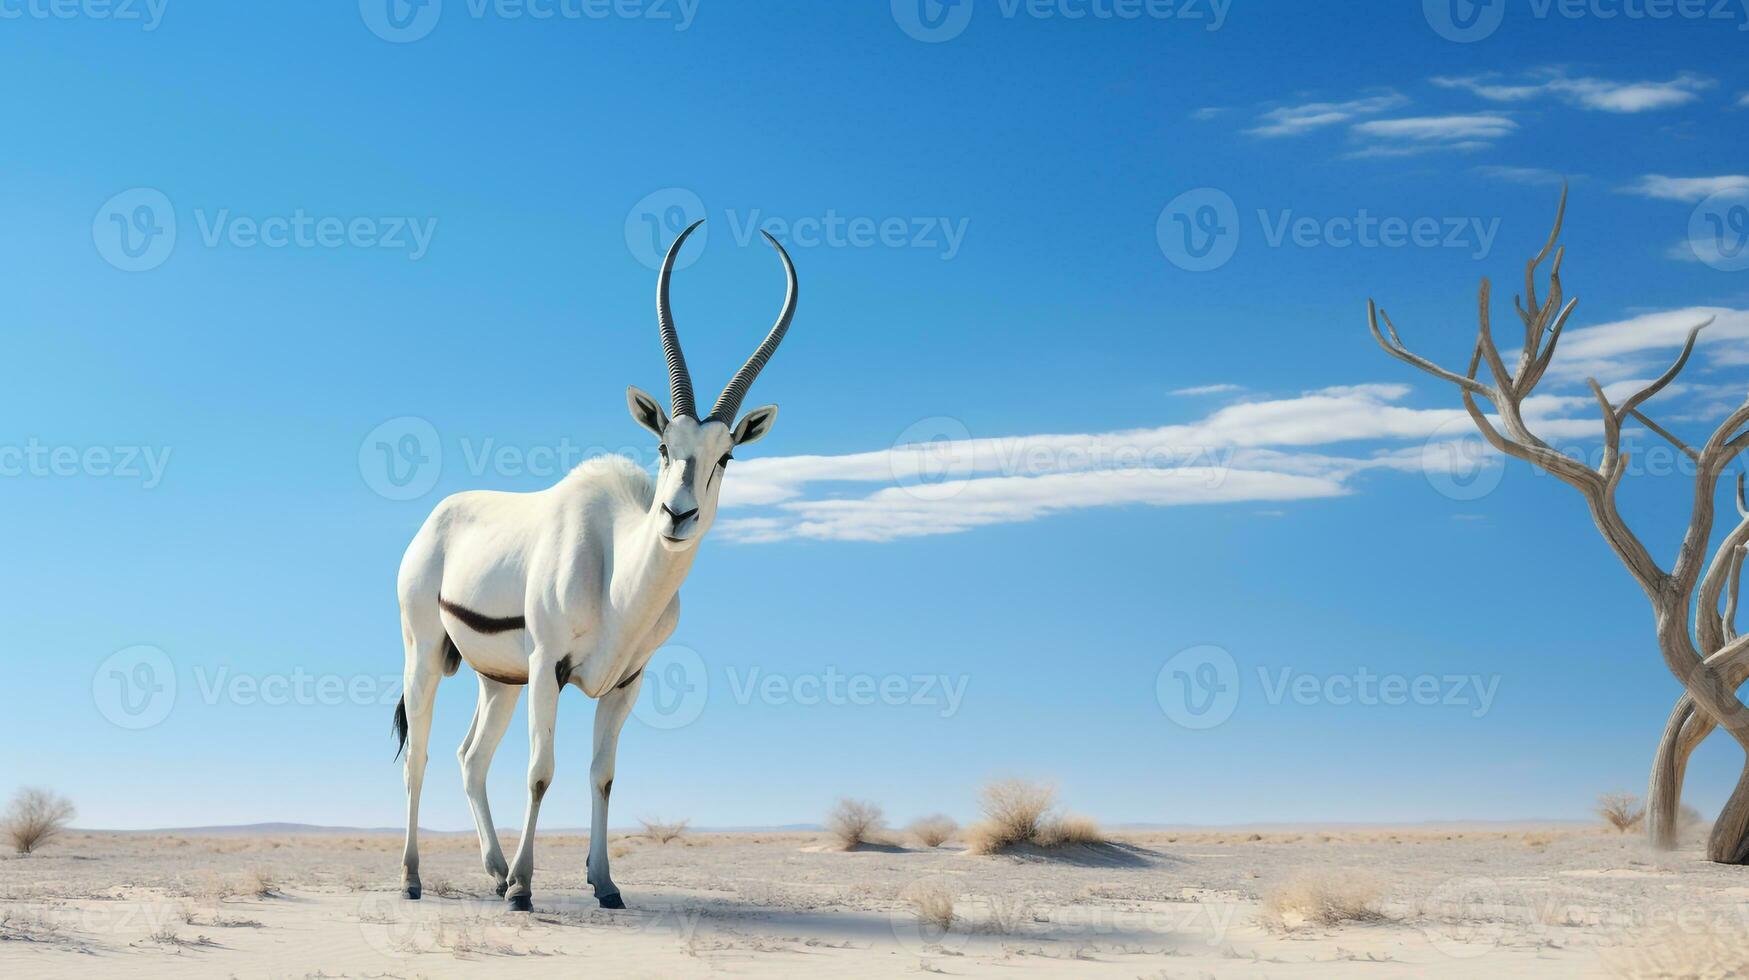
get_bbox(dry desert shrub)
[1598,793,1646,833]
[979,779,1054,845]
[1034,814,1104,847]
[827,798,887,850]
[904,880,959,932]
[964,780,1106,854]
[1261,872,1385,931]
[242,867,279,899]
[640,816,690,844]
[3,788,76,855]
[1607,926,1749,979]
[908,815,958,848]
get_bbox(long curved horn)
[657,220,705,419]
[709,231,798,424]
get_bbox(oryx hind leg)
[395,605,448,900]
[459,675,520,896]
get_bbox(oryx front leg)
[505,651,564,912]
[586,671,643,909]
[459,677,519,896]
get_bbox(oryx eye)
[718,453,732,469]
[657,444,669,461]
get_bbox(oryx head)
[627,220,794,551]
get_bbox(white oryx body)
[393,221,794,911]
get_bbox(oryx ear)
[627,385,668,437]
[731,405,778,446]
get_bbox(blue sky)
[4,1,1749,832]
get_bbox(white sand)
[3,825,1746,977]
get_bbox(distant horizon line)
[69,817,1602,836]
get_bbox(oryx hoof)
[494,879,509,897]
[506,893,533,913]
[597,891,625,910]
[402,885,422,900]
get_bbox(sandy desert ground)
[4,823,1749,978]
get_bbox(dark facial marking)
[439,597,526,634]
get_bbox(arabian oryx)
[391,220,795,911]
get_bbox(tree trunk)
[1647,695,1700,850]
[1709,761,1749,864]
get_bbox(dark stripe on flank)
[439,597,526,634]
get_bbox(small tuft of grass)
[640,816,689,844]
[904,880,958,933]
[1261,872,1385,931]
[242,867,279,899]
[1597,793,1645,833]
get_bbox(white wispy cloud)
[1169,383,1244,396]
[1190,106,1226,121]
[1246,93,1407,137]
[1473,165,1574,186]
[1433,71,1714,113]
[717,384,1605,543]
[716,306,1749,543]
[1527,307,1749,381]
[1623,174,1749,202]
[1347,114,1516,156]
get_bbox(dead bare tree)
[3,788,76,855]
[1367,186,1749,864]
